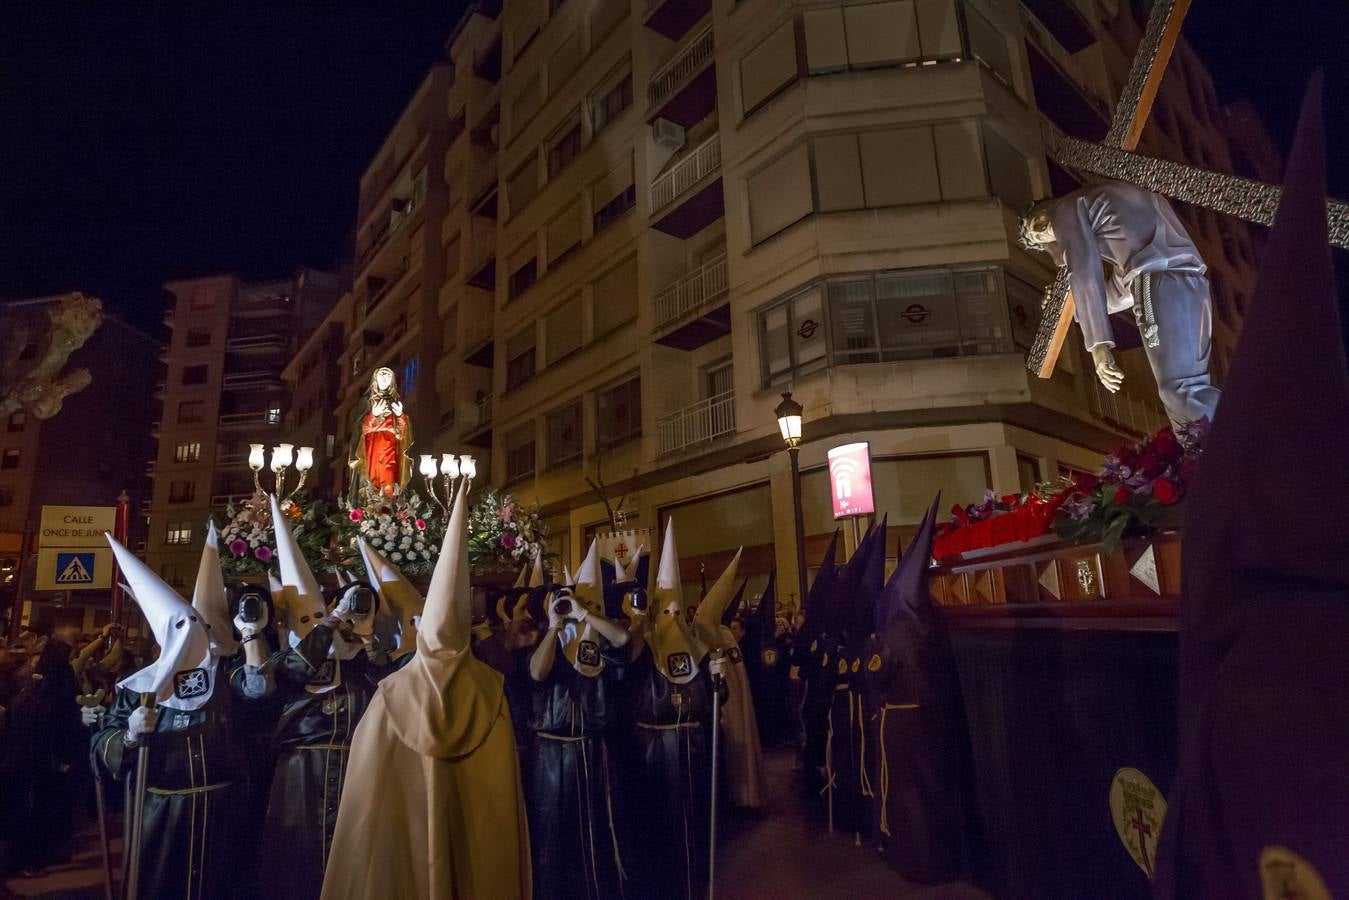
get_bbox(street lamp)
[775,391,809,612]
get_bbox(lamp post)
[775,391,808,613]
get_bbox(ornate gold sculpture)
[0,293,103,420]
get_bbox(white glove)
[233,602,269,637]
[126,705,158,743]
[81,705,104,727]
[546,598,565,631]
[708,651,727,680]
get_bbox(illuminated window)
[165,522,193,545]
[174,441,201,463]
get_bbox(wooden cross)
[1028,1,1349,378]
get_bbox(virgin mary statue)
[350,367,411,497]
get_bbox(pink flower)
[415,518,427,531]
[349,509,364,522]
[498,503,515,523]
[229,539,248,557]
[500,532,517,550]
[254,546,273,562]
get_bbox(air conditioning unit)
[652,118,686,150]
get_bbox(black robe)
[253,626,389,900]
[626,648,721,900]
[92,659,254,900]
[527,653,627,900]
[826,637,873,840]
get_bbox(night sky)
[1,2,1345,333]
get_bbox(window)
[547,120,582,178]
[592,155,635,234]
[747,144,812,244]
[508,156,540,215]
[6,412,24,433]
[510,74,543,140]
[177,401,205,424]
[0,449,18,470]
[168,480,196,503]
[174,441,202,463]
[547,202,583,266]
[402,355,420,399]
[984,128,1033,211]
[181,364,209,386]
[508,252,538,300]
[966,3,1013,86]
[757,265,1013,384]
[546,295,584,365]
[592,256,638,336]
[506,327,537,390]
[547,31,583,95]
[160,563,188,590]
[165,522,193,546]
[740,20,798,115]
[591,70,633,134]
[705,360,735,399]
[267,404,282,425]
[505,423,537,482]
[185,329,211,348]
[0,487,13,507]
[809,123,989,214]
[596,376,641,449]
[546,401,583,467]
[803,0,962,73]
[590,0,627,45]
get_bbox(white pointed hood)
[649,519,707,684]
[528,551,545,588]
[419,470,472,654]
[555,539,612,676]
[358,537,424,657]
[110,534,217,710]
[270,494,326,641]
[192,521,239,656]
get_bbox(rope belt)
[538,732,588,742]
[636,721,700,731]
[297,743,350,751]
[148,780,235,796]
[877,703,920,837]
[1136,271,1160,349]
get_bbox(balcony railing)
[654,252,728,329]
[219,411,281,428]
[222,371,285,391]
[1085,378,1167,438]
[217,452,247,468]
[475,394,494,429]
[226,334,287,352]
[657,390,735,455]
[648,24,715,107]
[651,135,720,210]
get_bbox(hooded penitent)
[743,571,792,745]
[824,520,886,838]
[1154,74,1349,898]
[556,539,609,677]
[271,494,327,642]
[192,520,240,657]
[861,496,968,883]
[358,536,425,657]
[795,530,841,797]
[321,475,531,900]
[647,521,708,684]
[109,534,218,711]
[93,537,254,900]
[694,549,767,809]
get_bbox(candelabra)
[248,442,314,503]
[419,452,477,514]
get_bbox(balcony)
[657,391,736,456]
[651,134,724,239]
[226,334,287,353]
[211,493,252,511]
[462,394,494,448]
[647,24,716,127]
[222,371,285,392]
[145,461,157,477]
[1026,41,1108,143]
[232,294,291,319]
[1084,378,1167,439]
[217,452,247,468]
[644,0,709,41]
[654,253,732,350]
[219,411,281,429]
[462,315,495,367]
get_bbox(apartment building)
[146,269,340,589]
[332,0,1266,604]
[283,291,354,498]
[0,295,158,630]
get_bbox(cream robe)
[320,648,532,899]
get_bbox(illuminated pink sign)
[827,442,874,519]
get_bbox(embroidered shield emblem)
[577,640,600,667]
[173,668,209,700]
[668,652,693,677]
[837,659,847,676]
[762,648,779,666]
[311,660,337,685]
[867,654,882,672]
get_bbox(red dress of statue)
[358,367,410,496]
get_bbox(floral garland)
[330,488,445,578]
[933,419,1207,561]
[218,494,334,578]
[467,488,550,571]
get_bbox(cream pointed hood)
[528,551,545,588]
[110,534,217,710]
[358,537,424,656]
[192,521,239,656]
[649,519,707,684]
[694,547,744,651]
[419,470,471,655]
[555,539,612,676]
[270,494,326,640]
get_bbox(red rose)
[1153,477,1179,505]
[1138,453,1166,478]
[1000,494,1021,507]
[1113,485,1130,504]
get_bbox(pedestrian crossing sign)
[56,552,95,584]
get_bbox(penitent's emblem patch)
[667,653,693,677]
[762,648,779,667]
[837,659,847,676]
[867,654,882,673]
[577,640,600,667]
[1108,767,1166,878]
[311,660,337,686]
[173,668,210,700]
[1259,846,1331,900]
[728,646,742,664]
